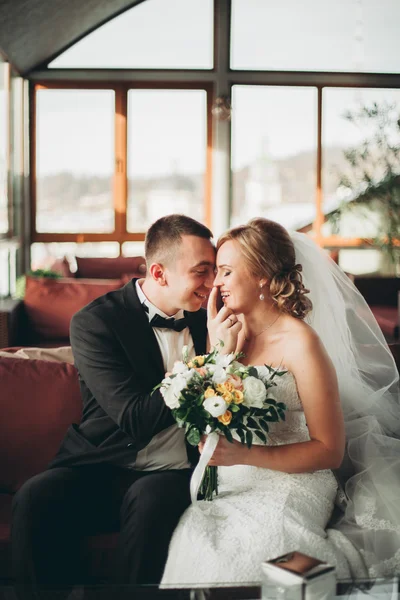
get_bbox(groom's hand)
[207,286,242,354]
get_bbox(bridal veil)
[291,232,400,577]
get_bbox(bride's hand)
[199,435,247,467]
[207,287,242,354]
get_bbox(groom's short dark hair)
[145,214,213,266]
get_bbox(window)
[127,89,208,232]
[0,61,9,235]
[32,84,212,246]
[322,87,400,238]
[231,0,400,73]
[35,88,115,233]
[49,0,214,70]
[31,242,120,271]
[231,85,317,229]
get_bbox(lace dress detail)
[162,371,367,586]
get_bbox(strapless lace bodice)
[256,369,310,446]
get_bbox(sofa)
[50,255,147,280]
[0,344,399,583]
[0,348,119,582]
[0,256,147,348]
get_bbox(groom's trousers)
[11,464,192,586]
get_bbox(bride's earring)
[259,284,265,301]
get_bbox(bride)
[161,218,400,585]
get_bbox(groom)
[11,214,216,587]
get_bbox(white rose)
[172,361,188,374]
[182,368,196,383]
[203,396,228,418]
[160,374,187,409]
[211,366,228,384]
[243,376,267,408]
[255,365,271,383]
[215,353,235,368]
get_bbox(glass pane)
[127,89,207,232]
[322,88,400,238]
[231,86,317,230]
[231,0,400,73]
[31,242,120,271]
[122,242,145,257]
[338,248,398,276]
[50,0,213,69]
[0,62,8,235]
[36,89,115,233]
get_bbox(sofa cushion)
[49,256,74,278]
[0,356,82,493]
[76,256,146,279]
[24,276,123,341]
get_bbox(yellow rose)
[218,410,232,425]
[222,391,233,403]
[188,355,205,368]
[216,383,228,395]
[204,387,216,399]
[223,381,236,393]
[232,390,244,404]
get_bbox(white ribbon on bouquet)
[190,432,219,504]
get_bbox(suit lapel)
[185,309,208,356]
[122,280,165,384]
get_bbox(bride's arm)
[206,328,345,473]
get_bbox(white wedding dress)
[162,370,366,586]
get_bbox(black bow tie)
[150,313,188,332]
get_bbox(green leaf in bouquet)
[175,407,189,420]
[247,366,258,378]
[223,428,234,443]
[230,404,240,413]
[265,398,277,406]
[254,430,267,443]
[236,427,246,445]
[246,416,258,429]
[245,430,253,449]
[187,426,201,446]
[278,409,286,421]
[277,402,287,410]
[266,406,279,420]
[259,419,269,433]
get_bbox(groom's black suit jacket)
[49,279,207,469]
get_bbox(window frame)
[30,80,213,246]
[28,0,400,253]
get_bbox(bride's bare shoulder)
[283,315,324,355]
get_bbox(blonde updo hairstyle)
[217,218,312,319]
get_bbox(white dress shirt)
[128,280,194,471]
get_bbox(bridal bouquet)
[154,344,287,501]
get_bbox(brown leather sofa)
[0,256,147,348]
[0,351,119,582]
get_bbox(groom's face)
[164,235,215,313]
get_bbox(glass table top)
[0,578,398,600]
